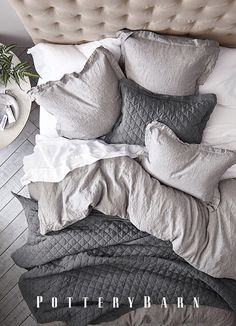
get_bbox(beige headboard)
[9,0,236,47]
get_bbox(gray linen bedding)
[92,305,236,326]
[12,195,236,326]
[28,156,236,280]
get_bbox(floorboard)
[0,210,27,255]
[28,105,39,129]
[0,140,33,189]
[0,263,25,301]
[2,300,31,326]
[28,128,39,146]
[0,186,29,232]
[21,316,37,326]
[0,230,28,278]
[0,284,23,322]
[0,168,25,211]
[0,120,36,166]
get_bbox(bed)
[8,0,236,325]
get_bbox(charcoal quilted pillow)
[106,79,216,146]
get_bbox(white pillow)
[202,105,236,179]
[28,38,121,81]
[200,47,236,107]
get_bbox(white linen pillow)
[142,121,236,209]
[28,37,121,81]
[200,47,236,178]
[28,43,87,81]
[202,105,236,179]
[200,47,236,107]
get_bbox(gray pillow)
[29,47,124,140]
[142,121,236,209]
[118,29,219,95]
[106,79,216,146]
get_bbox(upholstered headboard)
[9,0,236,47]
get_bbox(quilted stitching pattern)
[12,195,236,326]
[106,79,216,146]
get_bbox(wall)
[0,0,33,45]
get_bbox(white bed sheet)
[21,135,146,185]
[37,73,58,137]
[39,106,58,138]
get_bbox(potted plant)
[0,43,38,87]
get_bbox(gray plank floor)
[0,48,65,326]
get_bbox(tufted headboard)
[9,0,236,47]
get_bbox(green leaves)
[0,43,39,88]
[0,44,16,55]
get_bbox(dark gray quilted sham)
[12,195,236,326]
[106,79,216,146]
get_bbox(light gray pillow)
[142,121,236,209]
[29,47,124,140]
[118,29,219,95]
[106,79,216,146]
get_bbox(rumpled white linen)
[21,135,146,185]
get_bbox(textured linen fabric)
[141,121,236,208]
[12,195,236,326]
[200,47,236,107]
[28,157,236,280]
[28,38,122,138]
[202,105,236,179]
[93,305,236,326]
[106,79,216,146]
[29,47,124,140]
[118,29,219,95]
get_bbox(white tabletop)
[0,51,31,149]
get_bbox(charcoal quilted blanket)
[12,195,236,326]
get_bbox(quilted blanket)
[12,195,236,326]
[29,156,236,280]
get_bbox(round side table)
[0,48,31,150]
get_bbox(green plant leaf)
[12,69,20,86]
[0,54,13,65]
[23,71,40,78]
[4,44,16,53]
[0,43,39,87]
[2,69,11,86]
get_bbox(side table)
[0,46,31,149]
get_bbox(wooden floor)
[0,48,65,326]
